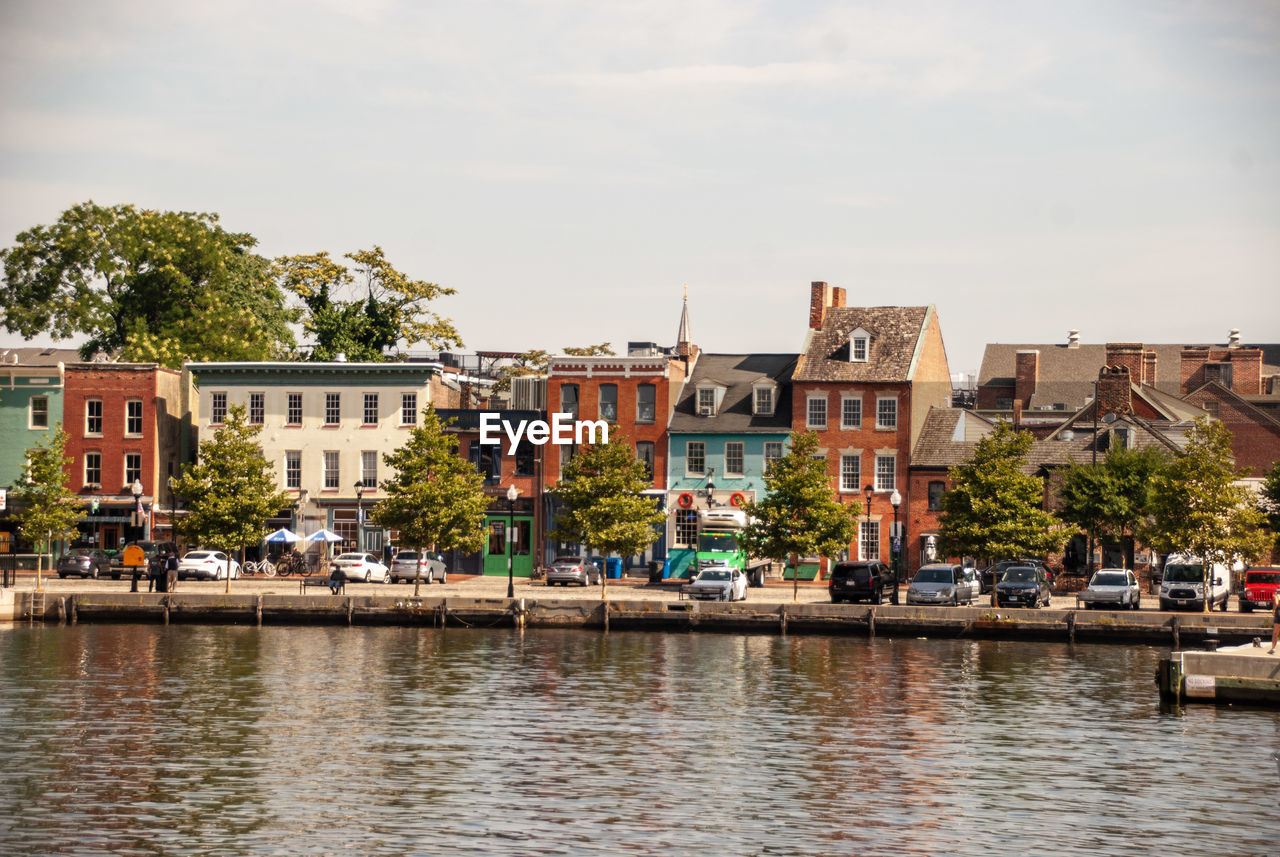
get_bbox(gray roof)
[794,307,931,383]
[669,353,796,434]
[978,342,1280,410]
[0,346,84,366]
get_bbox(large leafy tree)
[170,404,290,592]
[1142,418,1270,610]
[1261,460,1280,541]
[937,420,1064,603]
[737,431,859,602]
[493,344,615,394]
[275,247,462,361]
[549,431,666,598]
[1057,445,1169,571]
[370,405,489,596]
[0,202,296,366]
[10,426,85,591]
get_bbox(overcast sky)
[2,0,1277,375]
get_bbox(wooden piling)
[1068,611,1076,644]
[69,596,77,626]
[868,606,876,638]
[256,594,263,627]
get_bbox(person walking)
[1268,589,1280,654]
[165,552,179,593]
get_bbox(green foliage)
[1142,418,1270,568]
[0,202,296,366]
[1261,460,1280,534]
[492,349,551,394]
[370,405,489,558]
[276,246,461,361]
[1057,444,1169,558]
[170,405,290,563]
[937,421,1064,562]
[562,343,614,357]
[549,432,666,560]
[11,425,85,554]
[737,432,858,563]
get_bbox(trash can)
[662,559,672,579]
[648,560,663,583]
[606,558,623,579]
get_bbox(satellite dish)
[1101,413,1118,424]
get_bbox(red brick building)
[791,282,952,576]
[62,362,189,550]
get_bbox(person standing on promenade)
[165,552,179,593]
[1268,590,1280,654]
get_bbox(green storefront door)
[482,515,535,576]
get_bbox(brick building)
[791,282,952,577]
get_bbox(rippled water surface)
[2,624,1278,856]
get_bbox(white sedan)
[177,550,241,580]
[331,552,390,583]
[686,565,749,601]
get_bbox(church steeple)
[676,284,695,358]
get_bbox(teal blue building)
[0,349,76,553]
[664,354,796,578]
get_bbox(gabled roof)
[1186,380,1280,430]
[910,408,996,468]
[669,353,796,434]
[794,306,931,383]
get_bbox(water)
[1,624,1278,856]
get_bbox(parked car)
[177,550,241,581]
[907,564,978,606]
[331,552,389,583]
[389,551,447,584]
[828,561,899,604]
[1159,554,1231,612]
[109,540,179,579]
[686,565,748,601]
[982,558,1052,593]
[545,556,602,587]
[995,565,1053,609]
[1077,568,1141,610]
[56,548,113,579]
[1238,567,1280,613]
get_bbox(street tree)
[275,247,462,361]
[936,420,1064,604]
[1142,418,1270,611]
[737,431,859,602]
[0,202,296,366]
[1057,445,1169,571]
[10,426,84,591]
[1261,460,1280,545]
[549,431,666,598]
[170,404,290,592]
[370,405,489,596]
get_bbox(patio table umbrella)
[306,529,345,570]
[264,528,303,543]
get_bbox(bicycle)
[255,559,277,577]
[274,554,306,577]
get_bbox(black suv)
[829,561,899,604]
[109,540,179,579]
[982,558,1052,593]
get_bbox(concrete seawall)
[7,590,1271,646]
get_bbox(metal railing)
[1,555,16,588]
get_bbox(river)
[1,624,1277,856]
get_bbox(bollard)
[256,594,263,627]
[69,596,77,626]
[1068,611,1076,645]
[868,606,876,638]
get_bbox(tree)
[491,344,614,394]
[370,405,489,596]
[275,247,461,361]
[549,432,666,598]
[1057,445,1169,571]
[1261,460,1280,540]
[10,426,84,591]
[170,404,290,592]
[562,343,615,357]
[0,202,297,366]
[737,431,859,602]
[1142,418,1270,611]
[937,420,1064,604]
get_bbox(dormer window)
[696,382,726,416]
[849,328,870,363]
[752,380,777,416]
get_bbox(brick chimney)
[809,281,833,330]
[832,286,846,308]
[1096,365,1133,417]
[1104,343,1144,381]
[1142,350,1157,387]
[1014,350,1039,408]
[1012,399,1023,427]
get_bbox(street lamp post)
[130,480,144,593]
[890,488,902,586]
[354,481,364,553]
[863,484,874,561]
[506,484,518,598]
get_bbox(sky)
[1,0,1278,376]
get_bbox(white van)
[1159,554,1231,612]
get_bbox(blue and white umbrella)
[305,529,344,543]
[264,527,303,543]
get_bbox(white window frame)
[125,399,143,436]
[29,395,49,429]
[210,392,227,426]
[287,393,303,426]
[806,394,827,430]
[401,392,417,426]
[859,520,880,561]
[850,330,869,363]
[323,451,340,489]
[764,441,784,470]
[325,393,341,426]
[285,451,302,489]
[86,399,103,436]
[875,453,896,492]
[724,442,744,477]
[363,393,379,426]
[840,454,861,493]
[697,387,717,416]
[686,441,706,476]
[875,395,898,430]
[841,395,862,430]
[753,383,776,416]
[248,392,265,425]
[124,452,142,486]
[361,450,378,488]
[84,451,102,487]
